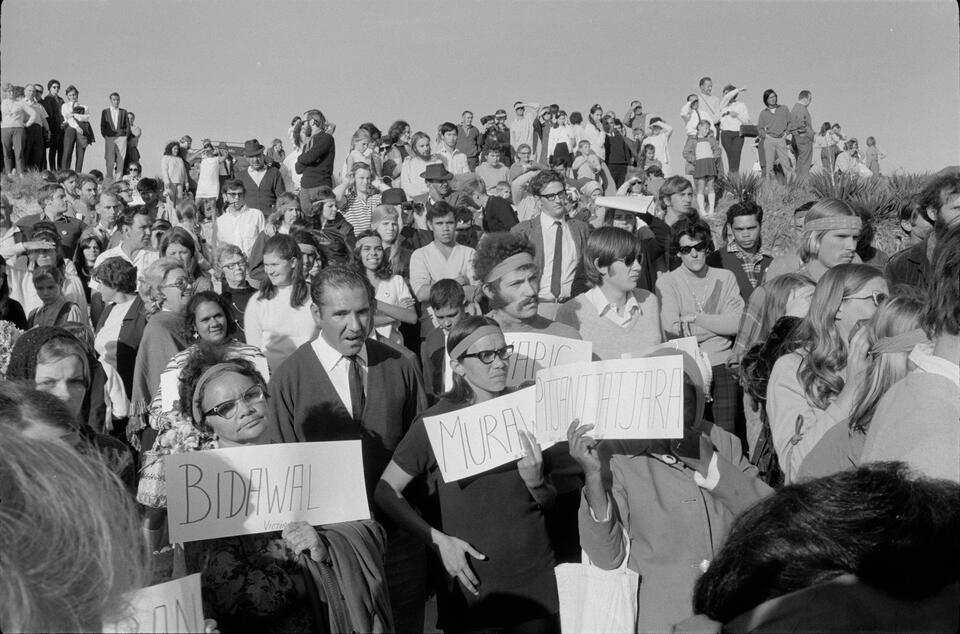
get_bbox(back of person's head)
[740,315,805,412]
[0,399,147,633]
[93,257,138,294]
[798,198,859,263]
[585,226,641,287]
[569,112,583,125]
[849,290,928,434]
[798,263,883,408]
[692,462,960,624]
[175,199,199,224]
[429,278,466,311]
[747,273,815,351]
[924,223,960,337]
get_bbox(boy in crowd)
[706,200,773,302]
[420,279,467,402]
[475,145,510,193]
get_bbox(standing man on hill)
[41,79,64,171]
[100,92,129,179]
[456,111,482,171]
[790,90,814,178]
[296,109,336,210]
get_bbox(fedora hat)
[243,139,265,157]
[420,163,454,181]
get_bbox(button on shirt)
[310,334,368,419]
[216,206,265,257]
[110,106,120,131]
[538,213,576,300]
[585,287,642,328]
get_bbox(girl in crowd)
[292,228,325,283]
[382,120,411,183]
[570,350,770,632]
[637,143,662,174]
[0,394,146,633]
[556,227,662,359]
[657,218,745,434]
[341,127,376,182]
[864,136,884,176]
[718,85,750,174]
[73,227,105,304]
[835,138,873,177]
[129,257,194,449]
[581,104,607,157]
[799,291,927,479]
[334,161,385,233]
[376,317,560,633]
[160,140,188,205]
[354,230,416,346]
[244,233,317,371]
[1,83,38,175]
[213,243,254,339]
[814,122,836,173]
[372,204,412,279]
[160,226,213,292]
[399,131,435,198]
[310,186,356,247]
[248,192,304,283]
[682,119,722,217]
[766,263,888,482]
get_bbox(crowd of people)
[1,74,958,634]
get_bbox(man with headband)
[473,232,580,339]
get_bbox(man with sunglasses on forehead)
[657,218,745,435]
[510,170,591,319]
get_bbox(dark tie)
[347,355,365,421]
[551,221,563,298]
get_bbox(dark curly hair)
[527,170,565,196]
[670,217,714,256]
[92,256,138,294]
[473,232,537,288]
[177,341,266,430]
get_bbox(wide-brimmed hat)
[420,163,454,181]
[243,139,265,157]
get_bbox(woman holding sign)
[376,316,560,634]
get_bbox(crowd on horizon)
[1,72,958,634]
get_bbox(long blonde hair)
[797,263,882,409]
[848,292,927,433]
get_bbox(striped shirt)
[341,193,382,233]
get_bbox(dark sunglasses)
[677,241,708,255]
[461,344,514,365]
[203,384,267,419]
[844,290,887,307]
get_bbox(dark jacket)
[510,216,592,298]
[320,212,357,249]
[884,239,931,290]
[95,295,149,400]
[296,131,336,188]
[419,327,446,404]
[100,107,130,137]
[706,248,773,303]
[238,167,286,216]
[482,196,519,233]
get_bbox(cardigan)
[239,166,286,216]
[268,338,427,497]
[555,289,662,360]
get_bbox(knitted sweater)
[555,289,662,360]
[656,267,744,366]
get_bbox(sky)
[3,0,958,178]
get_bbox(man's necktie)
[551,221,563,298]
[347,355,365,421]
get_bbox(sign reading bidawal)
[503,333,593,388]
[102,574,203,633]
[166,441,369,544]
[535,356,685,441]
[423,386,551,482]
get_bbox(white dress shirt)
[216,206,265,257]
[538,212,577,300]
[110,106,120,131]
[310,333,368,419]
[585,287,642,328]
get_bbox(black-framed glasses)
[461,345,514,365]
[844,290,887,307]
[677,242,708,255]
[161,277,195,291]
[203,384,266,419]
[538,191,567,202]
[221,261,247,272]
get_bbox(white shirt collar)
[311,331,369,373]
[586,286,640,318]
[909,342,960,388]
[538,211,566,231]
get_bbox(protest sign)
[166,441,369,544]
[535,356,684,441]
[102,574,203,633]
[503,332,593,387]
[424,386,551,482]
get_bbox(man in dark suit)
[510,170,591,319]
[99,92,129,179]
[41,79,65,171]
[268,266,428,632]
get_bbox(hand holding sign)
[516,429,545,489]
[566,419,601,478]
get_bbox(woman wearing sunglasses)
[657,218,745,436]
[557,226,662,360]
[766,263,888,483]
[376,316,560,633]
[129,258,194,449]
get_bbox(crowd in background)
[1,73,958,634]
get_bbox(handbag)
[739,124,759,138]
[555,530,639,633]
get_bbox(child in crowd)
[864,136,885,176]
[571,139,603,181]
[420,278,467,402]
[644,117,674,175]
[341,128,375,182]
[683,119,722,216]
[638,143,662,173]
[475,145,509,193]
[28,265,83,327]
[195,145,221,221]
